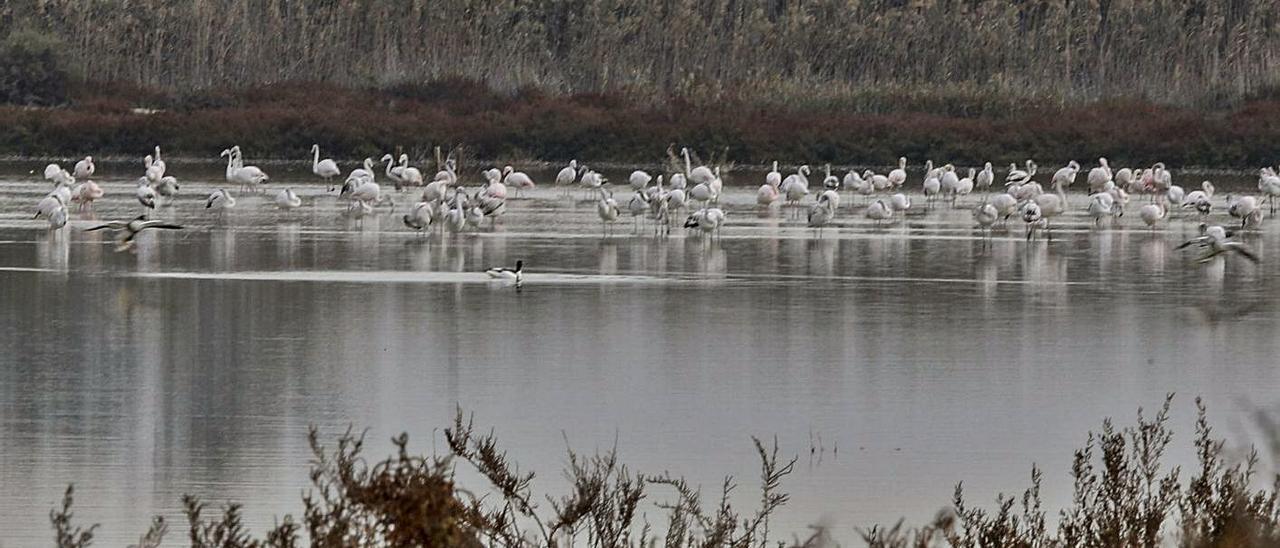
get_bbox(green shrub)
[0,28,69,106]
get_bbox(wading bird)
[85,215,184,252]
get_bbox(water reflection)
[1,184,1280,546]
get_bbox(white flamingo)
[1138,200,1166,230]
[1258,168,1280,213]
[135,178,158,209]
[312,145,341,189]
[73,156,94,179]
[682,147,715,186]
[630,170,653,191]
[71,180,104,212]
[206,188,236,213]
[403,201,435,235]
[1087,158,1112,192]
[1177,223,1259,264]
[275,188,302,210]
[597,187,621,238]
[1052,161,1081,189]
[888,157,907,188]
[865,199,893,226]
[807,194,835,236]
[399,155,425,186]
[766,162,782,189]
[976,162,994,192]
[1228,195,1264,229]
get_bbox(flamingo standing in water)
[312,145,341,189]
[596,187,621,238]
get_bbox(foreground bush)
[51,396,1280,547]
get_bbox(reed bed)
[48,396,1280,547]
[4,0,1280,108]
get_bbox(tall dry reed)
[4,0,1279,108]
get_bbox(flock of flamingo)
[23,145,1280,264]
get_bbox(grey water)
[1,163,1278,546]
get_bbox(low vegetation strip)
[3,82,1280,169]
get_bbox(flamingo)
[682,147,715,186]
[683,207,726,240]
[1258,168,1280,213]
[399,155,424,186]
[922,174,941,204]
[940,165,960,200]
[206,188,237,213]
[433,158,458,186]
[990,193,1019,225]
[807,194,835,236]
[974,202,998,241]
[312,145,341,189]
[43,163,62,181]
[1021,201,1046,240]
[73,156,94,180]
[888,157,907,188]
[144,154,163,183]
[1052,161,1081,189]
[766,162,782,189]
[473,190,506,228]
[1087,158,1112,192]
[382,154,407,191]
[822,164,841,191]
[34,193,65,220]
[1228,196,1264,229]
[865,199,893,226]
[221,147,269,192]
[152,146,166,176]
[976,162,994,192]
[71,180,104,212]
[781,166,811,206]
[758,171,782,207]
[403,201,435,235]
[630,170,652,191]
[135,178,158,209]
[275,188,302,210]
[1177,224,1259,264]
[47,205,68,230]
[486,171,510,201]
[1031,178,1069,239]
[154,176,180,204]
[444,191,467,232]
[1138,200,1166,230]
[890,193,911,215]
[1086,192,1121,226]
[596,187,621,238]
[84,215,183,252]
[628,188,650,232]
[502,166,534,198]
[953,168,975,204]
[1165,184,1185,208]
[870,170,892,192]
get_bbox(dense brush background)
[2,0,1279,164]
[9,0,1280,106]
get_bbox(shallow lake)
[1,161,1278,545]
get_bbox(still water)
[1,163,1278,545]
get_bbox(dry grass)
[4,1,1280,107]
[50,398,1280,547]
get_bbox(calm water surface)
[1,162,1278,545]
